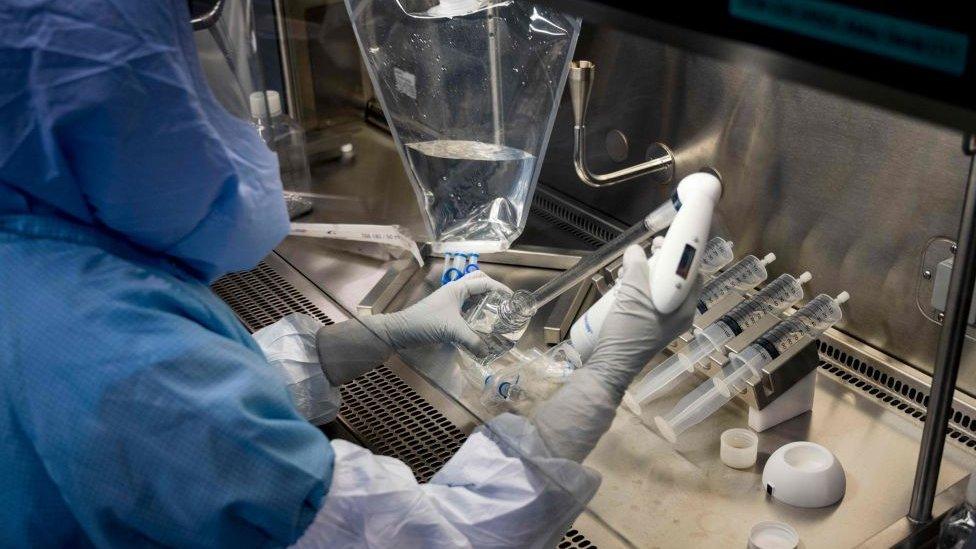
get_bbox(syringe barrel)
[624,349,697,413]
[655,372,736,443]
[791,293,844,334]
[700,236,734,275]
[724,293,845,378]
[703,272,807,340]
[716,347,765,396]
[696,254,771,314]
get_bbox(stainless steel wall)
[538,26,976,393]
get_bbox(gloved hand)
[363,271,510,355]
[316,271,510,387]
[531,245,700,462]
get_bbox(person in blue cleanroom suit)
[0,1,699,547]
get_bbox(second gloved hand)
[363,271,510,356]
[531,244,700,462]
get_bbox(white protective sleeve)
[292,413,602,548]
[253,313,343,425]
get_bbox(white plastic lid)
[720,428,758,469]
[748,521,799,549]
[249,90,283,118]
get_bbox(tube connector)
[569,60,675,188]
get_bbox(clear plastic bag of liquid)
[345,0,580,252]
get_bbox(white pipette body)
[568,236,735,363]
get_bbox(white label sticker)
[289,222,424,266]
[394,67,417,99]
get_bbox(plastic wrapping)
[346,0,580,252]
[251,313,341,425]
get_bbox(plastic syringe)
[653,291,850,443]
[696,252,776,315]
[569,236,736,362]
[699,237,735,275]
[624,271,811,414]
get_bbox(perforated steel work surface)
[213,258,597,548]
[212,261,334,330]
[338,365,468,482]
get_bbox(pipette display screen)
[676,244,697,279]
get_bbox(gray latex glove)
[365,271,510,353]
[316,271,511,386]
[532,245,701,462]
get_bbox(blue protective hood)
[0,0,289,282]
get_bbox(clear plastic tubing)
[624,270,810,414]
[697,252,776,315]
[653,291,850,443]
[485,193,684,334]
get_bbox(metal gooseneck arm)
[908,136,976,523]
[570,60,675,188]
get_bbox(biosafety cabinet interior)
[199,1,976,546]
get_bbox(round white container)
[762,441,846,508]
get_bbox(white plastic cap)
[760,252,777,265]
[835,291,851,304]
[249,90,283,118]
[748,521,799,549]
[797,271,813,284]
[720,428,758,469]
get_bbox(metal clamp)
[569,60,675,188]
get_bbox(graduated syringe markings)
[653,291,850,443]
[624,270,810,414]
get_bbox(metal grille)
[557,529,596,549]
[211,262,334,331]
[531,187,621,248]
[817,340,976,451]
[338,365,468,482]
[213,260,596,548]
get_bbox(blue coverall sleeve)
[9,263,332,548]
